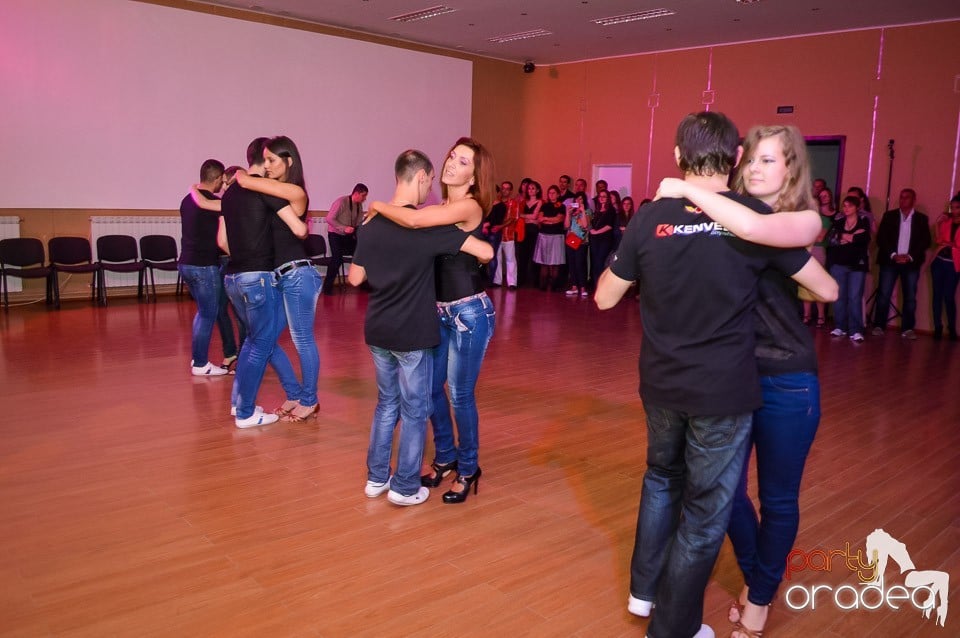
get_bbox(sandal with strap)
[275,400,300,416]
[281,404,318,422]
[732,622,763,638]
[816,317,826,328]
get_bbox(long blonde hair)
[732,125,816,213]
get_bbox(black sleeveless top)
[435,225,484,302]
[271,212,309,268]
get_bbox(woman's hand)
[235,169,250,187]
[656,178,687,200]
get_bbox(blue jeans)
[727,373,820,606]
[276,263,323,406]
[630,403,753,638]
[430,293,496,477]
[873,264,920,331]
[828,264,866,334]
[930,258,959,334]
[179,264,222,366]
[224,272,283,419]
[217,256,243,358]
[367,346,434,496]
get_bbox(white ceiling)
[191,0,960,65]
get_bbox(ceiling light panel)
[487,29,553,44]
[592,9,676,26]
[389,5,457,23]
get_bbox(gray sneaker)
[871,326,885,336]
[901,329,917,340]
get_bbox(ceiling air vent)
[592,9,676,26]
[389,5,458,23]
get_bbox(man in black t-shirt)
[349,149,492,507]
[595,112,833,638]
[220,138,290,429]
[179,158,229,377]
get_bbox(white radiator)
[308,216,329,243]
[0,216,23,292]
[90,216,181,287]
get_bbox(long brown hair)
[440,137,496,215]
[732,125,816,213]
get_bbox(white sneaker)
[235,412,279,428]
[387,487,430,506]
[871,326,885,336]
[850,332,864,343]
[565,287,578,296]
[830,328,846,337]
[230,405,263,417]
[192,361,228,376]
[627,595,654,617]
[364,477,391,498]
[901,329,917,340]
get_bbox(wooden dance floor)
[1,287,957,637]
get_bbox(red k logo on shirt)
[656,224,674,237]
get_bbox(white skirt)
[533,234,565,265]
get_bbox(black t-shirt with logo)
[221,180,288,274]
[611,191,810,415]
[353,213,469,351]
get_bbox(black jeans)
[323,232,357,294]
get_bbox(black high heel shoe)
[421,460,458,488]
[442,468,481,504]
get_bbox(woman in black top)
[533,185,566,291]
[826,195,871,341]
[518,181,543,288]
[367,137,496,503]
[589,190,616,290]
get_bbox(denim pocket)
[689,413,750,449]
[240,278,266,309]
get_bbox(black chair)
[304,233,330,269]
[48,236,103,307]
[0,238,58,311]
[96,235,145,305]
[139,234,181,302]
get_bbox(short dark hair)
[951,195,960,206]
[842,195,861,209]
[501,180,514,189]
[675,111,740,177]
[200,159,224,183]
[352,183,369,195]
[394,150,433,182]
[559,174,571,182]
[246,137,269,167]
[901,188,916,198]
[224,165,242,180]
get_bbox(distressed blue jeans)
[430,293,495,477]
[366,346,434,497]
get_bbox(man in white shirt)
[871,188,931,338]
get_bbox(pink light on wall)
[865,28,886,192]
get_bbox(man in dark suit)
[871,188,931,339]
